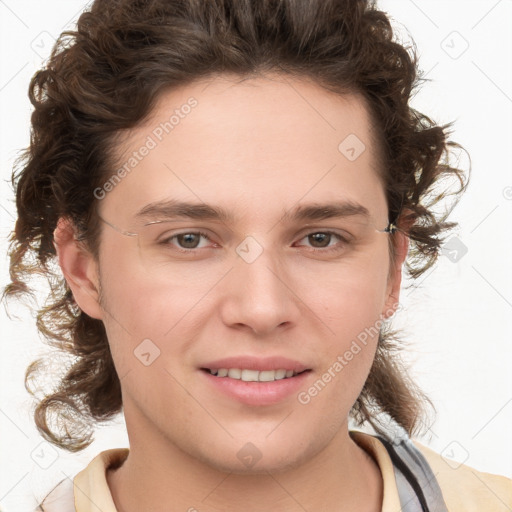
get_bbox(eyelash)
[159,230,350,254]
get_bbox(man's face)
[94,74,399,473]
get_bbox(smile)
[204,368,307,381]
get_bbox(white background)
[1,1,511,510]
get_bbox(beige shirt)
[38,431,512,511]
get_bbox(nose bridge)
[221,240,298,334]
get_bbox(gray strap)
[378,435,449,512]
[394,468,424,512]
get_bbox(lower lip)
[201,370,312,406]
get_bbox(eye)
[160,231,214,251]
[295,231,350,252]
[153,228,351,254]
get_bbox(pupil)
[309,233,330,248]
[179,233,199,248]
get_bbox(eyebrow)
[134,199,370,224]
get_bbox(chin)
[198,449,309,476]
[187,431,326,476]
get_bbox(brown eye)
[296,231,349,253]
[307,232,332,248]
[176,233,202,249]
[159,231,212,251]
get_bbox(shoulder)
[37,448,129,512]
[413,440,512,511]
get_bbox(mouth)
[201,368,311,382]
[200,366,312,405]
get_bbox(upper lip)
[200,356,310,373]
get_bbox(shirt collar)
[72,432,401,512]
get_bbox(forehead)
[101,73,387,225]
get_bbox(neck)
[107,419,383,512]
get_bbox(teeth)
[241,369,259,381]
[208,368,301,381]
[228,368,241,379]
[258,370,276,382]
[275,369,286,379]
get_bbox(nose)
[219,246,300,336]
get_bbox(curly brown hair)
[4,0,468,452]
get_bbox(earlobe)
[53,217,103,320]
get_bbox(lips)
[201,369,311,406]
[200,356,309,373]
[199,356,312,405]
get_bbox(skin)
[55,73,409,511]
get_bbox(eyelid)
[158,230,216,249]
[294,230,349,251]
[295,225,353,240]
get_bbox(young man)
[5,0,511,510]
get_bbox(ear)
[53,217,103,320]
[382,225,410,319]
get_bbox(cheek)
[97,252,224,380]
[293,258,389,397]
[299,257,390,338]
[98,230,216,333]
